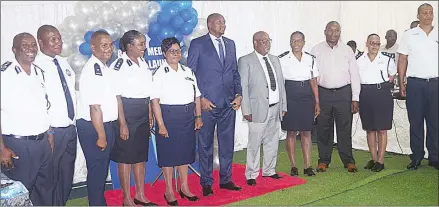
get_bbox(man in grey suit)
[238,31,287,186]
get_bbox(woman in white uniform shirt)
[279,31,320,176]
[108,30,157,206]
[356,34,396,172]
[151,37,203,205]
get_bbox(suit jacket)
[187,34,242,109]
[238,51,287,123]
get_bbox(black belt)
[361,82,392,89]
[408,77,438,82]
[319,84,350,91]
[8,132,46,141]
[269,103,278,107]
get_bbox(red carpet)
[104,163,306,206]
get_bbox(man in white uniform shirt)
[398,3,439,171]
[238,31,287,186]
[1,33,54,206]
[76,31,119,205]
[34,25,77,206]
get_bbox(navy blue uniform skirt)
[110,97,150,164]
[156,103,196,167]
[359,82,394,131]
[282,80,315,131]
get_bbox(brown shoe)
[347,163,358,172]
[316,163,327,172]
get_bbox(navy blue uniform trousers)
[1,134,54,206]
[198,106,236,186]
[406,77,438,162]
[77,119,116,206]
[52,125,77,205]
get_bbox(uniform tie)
[216,38,225,65]
[262,57,276,91]
[54,58,75,120]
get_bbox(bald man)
[1,33,54,205]
[380,30,399,62]
[76,31,118,205]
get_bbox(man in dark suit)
[188,13,243,196]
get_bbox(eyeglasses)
[167,49,181,55]
[257,39,272,45]
[368,42,381,46]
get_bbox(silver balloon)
[61,16,85,34]
[70,33,85,53]
[74,1,97,17]
[59,41,73,57]
[144,1,161,23]
[98,3,116,23]
[115,5,134,25]
[67,52,89,74]
[183,34,198,48]
[132,16,149,33]
[101,23,121,40]
[83,16,101,31]
[126,1,147,16]
[194,19,208,36]
[119,23,137,36]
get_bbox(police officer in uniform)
[356,34,396,172]
[279,31,320,176]
[151,37,203,205]
[34,25,77,205]
[1,33,54,206]
[76,31,118,206]
[108,30,157,206]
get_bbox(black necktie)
[262,57,276,91]
[54,58,75,120]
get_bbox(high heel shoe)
[179,190,199,201]
[133,198,158,206]
[164,194,178,206]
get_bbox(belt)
[408,77,438,82]
[269,103,278,107]
[319,84,349,91]
[361,82,392,89]
[9,132,46,141]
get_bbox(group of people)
[0,3,437,207]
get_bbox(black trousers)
[406,77,438,162]
[316,85,355,166]
[52,125,77,205]
[0,134,54,206]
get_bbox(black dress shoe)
[371,162,385,172]
[219,182,242,191]
[246,179,256,186]
[407,160,421,170]
[179,190,199,201]
[164,194,178,206]
[133,198,158,206]
[262,173,282,179]
[290,167,299,176]
[202,185,213,196]
[364,160,375,169]
[303,168,316,176]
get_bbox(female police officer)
[151,37,203,205]
[356,34,396,172]
[109,30,156,206]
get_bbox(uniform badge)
[66,69,72,76]
[185,77,194,81]
[278,51,289,58]
[1,61,12,72]
[94,63,102,76]
[14,66,22,74]
[126,59,133,66]
[114,58,123,71]
[164,67,169,73]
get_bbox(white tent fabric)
[1,1,436,184]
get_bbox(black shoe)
[163,194,178,206]
[219,182,242,191]
[364,160,375,169]
[303,168,316,176]
[407,160,421,170]
[428,161,439,170]
[202,185,213,197]
[262,173,282,179]
[133,198,158,206]
[371,162,385,172]
[290,167,299,176]
[179,190,199,201]
[246,179,256,186]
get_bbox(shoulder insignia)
[278,51,289,58]
[164,66,169,73]
[381,52,395,59]
[180,64,186,71]
[304,51,315,58]
[126,59,133,66]
[15,66,22,74]
[1,61,12,72]
[94,63,102,76]
[355,51,364,60]
[113,58,124,71]
[185,77,194,81]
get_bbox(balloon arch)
[58,1,208,81]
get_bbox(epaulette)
[355,51,364,60]
[152,66,160,76]
[113,58,123,71]
[33,64,46,81]
[14,66,22,74]
[164,66,169,73]
[94,63,102,76]
[381,52,395,59]
[140,57,145,62]
[181,64,186,71]
[1,61,12,72]
[126,59,133,66]
[304,51,315,58]
[278,51,289,58]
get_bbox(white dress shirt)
[77,55,119,122]
[34,52,77,127]
[151,62,201,105]
[357,52,397,84]
[209,33,226,59]
[255,51,279,104]
[109,53,153,99]
[1,60,50,136]
[280,51,319,81]
[398,26,438,79]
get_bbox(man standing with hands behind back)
[188,13,243,196]
[311,21,361,173]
